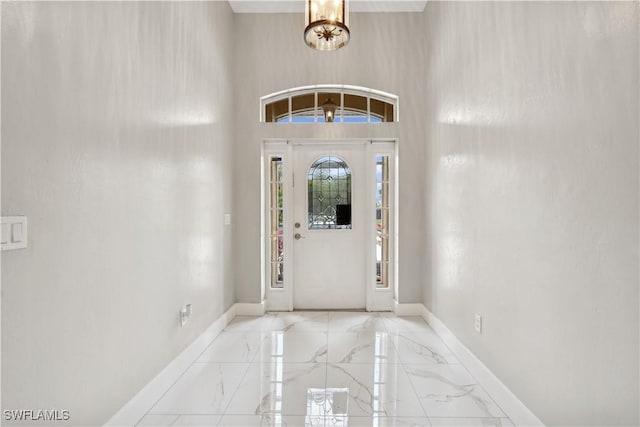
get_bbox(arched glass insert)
[307,156,352,230]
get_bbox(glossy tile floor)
[136,312,515,427]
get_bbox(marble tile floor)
[136,312,515,427]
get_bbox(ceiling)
[228,1,427,14]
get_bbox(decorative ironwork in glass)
[376,155,390,288]
[308,156,352,230]
[269,157,284,288]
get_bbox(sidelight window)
[376,155,390,288]
[269,156,284,288]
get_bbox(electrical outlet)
[474,313,482,334]
[180,304,192,327]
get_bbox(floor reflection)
[307,388,349,427]
[140,312,513,427]
[373,331,387,425]
[269,331,284,421]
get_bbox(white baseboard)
[104,302,249,427]
[393,300,424,316]
[420,305,545,427]
[235,301,266,316]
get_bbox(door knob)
[294,233,303,240]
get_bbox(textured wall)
[233,12,428,304]
[422,1,639,425]
[1,2,235,424]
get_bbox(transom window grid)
[376,155,390,288]
[262,86,397,123]
[307,156,352,230]
[269,157,284,289]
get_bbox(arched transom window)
[261,85,398,123]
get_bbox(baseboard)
[104,303,243,427]
[393,300,424,316]
[420,305,545,427]
[235,301,266,316]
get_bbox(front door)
[292,144,366,309]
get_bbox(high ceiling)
[228,0,427,14]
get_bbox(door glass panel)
[376,155,390,288]
[270,157,284,288]
[307,156,352,230]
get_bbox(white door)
[292,144,366,309]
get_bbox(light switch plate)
[1,223,10,244]
[12,223,23,242]
[1,216,27,251]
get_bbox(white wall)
[233,12,428,304]
[423,1,639,425]
[1,2,235,425]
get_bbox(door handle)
[294,233,304,240]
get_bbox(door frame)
[261,139,398,312]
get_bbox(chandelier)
[304,0,350,51]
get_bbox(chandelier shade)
[304,0,350,51]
